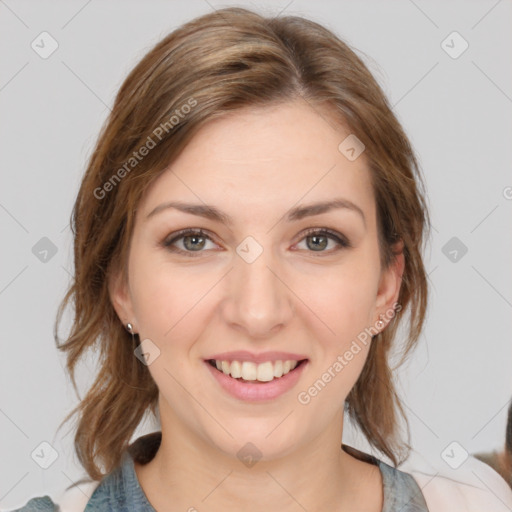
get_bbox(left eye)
[163,228,349,257]
[295,228,350,253]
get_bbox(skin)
[110,99,404,512]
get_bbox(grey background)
[1,0,511,508]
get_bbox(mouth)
[206,358,308,383]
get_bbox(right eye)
[162,229,220,257]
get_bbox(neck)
[134,405,382,512]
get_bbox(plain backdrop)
[1,0,511,508]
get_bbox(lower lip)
[205,360,308,402]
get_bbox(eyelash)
[162,227,351,257]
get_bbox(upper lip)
[206,351,308,364]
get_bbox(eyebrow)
[146,198,366,226]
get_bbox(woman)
[12,7,512,511]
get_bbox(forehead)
[139,100,375,223]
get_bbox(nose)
[221,246,295,339]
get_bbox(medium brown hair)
[55,6,429,480]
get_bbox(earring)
[376,314,385,330]
[125,322,138,344]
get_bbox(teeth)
[273,360,283,378]
[257,361,274,382]
[230,360,242,378]
[241,361,257,380]
[211,359,301,382]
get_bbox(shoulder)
[7,480,100,512]
[83,433,159,510]
[376,460,430,511]
[343,443,430,511]
[56,480,100,511]
[6,495,58,511]
[401,451,512,512]
[9,432,160,512]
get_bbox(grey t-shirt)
[13,432,429,511]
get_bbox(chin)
[204,418,306,464]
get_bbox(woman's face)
[111,100,403,461]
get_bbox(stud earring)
[376,314,385,330]
[125,322,138,344]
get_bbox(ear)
[108,266,136,330]
[374,240,405,315]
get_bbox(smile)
[207,359,307,382]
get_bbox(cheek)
[128,250,203,342]
[301,257,381,347]
[298,269,378,411]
